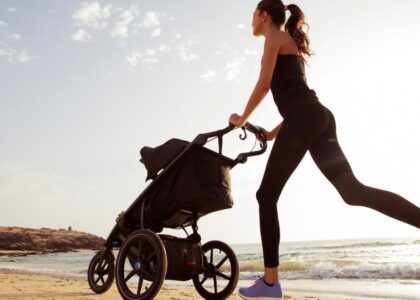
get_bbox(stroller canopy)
[140,138,189,181]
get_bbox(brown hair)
[257,0,314,64]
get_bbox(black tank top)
[270,54,319,117]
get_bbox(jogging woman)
[228,1,420,299]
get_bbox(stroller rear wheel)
[193,240,239,300]
[87,250,115,294]
[115,229,167,300]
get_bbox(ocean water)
[1,236,419,299]
[233,236,420,281]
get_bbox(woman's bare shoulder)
[269,31,299,55]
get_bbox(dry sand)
[0,272,319,300]
[0,271,383,300]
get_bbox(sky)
[1,0,420,245]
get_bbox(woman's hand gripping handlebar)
[191,121,268,164]
[234,121,267,163]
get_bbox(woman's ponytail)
[284,4,314,63]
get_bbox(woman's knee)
[256,188,279,207]
[332,172,376,207]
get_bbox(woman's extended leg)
[256,123,307,272]
[255,104,330,279]
[309,109,420,229]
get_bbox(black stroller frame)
[87,123,267,300]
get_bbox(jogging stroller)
[87,122,267,300]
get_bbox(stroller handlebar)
[193,121,268,164]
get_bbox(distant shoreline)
[0,248,95,257]
[0,226,104,255]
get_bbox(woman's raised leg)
[309,109,420,229]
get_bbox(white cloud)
[17,50,30,63]
[236,24,245,29]
[200,70,217,82]
[7,7,16,13]
[150,28,161,37]
[0,47,14,58]
[220,43,232,52]
[142,57,158,64]
[72,2,112,30]
[71,29,91,42]
[174,33,182,39]
[0,20,8,27]
[175,37,199,62]
[141,11,159,28]
[226,56,245,82]
[0,47,36,63]
[144,49,155,56]
[7,33,21,41]
[126,49,158,68]
[110,5,139,39]
[185,38,199,47]
[157,44,171,52]
[178,52,197,62]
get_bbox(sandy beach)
[1,237,419,300]
[0,270,397,300]
[0,272,282,300]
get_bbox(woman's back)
[267,31,319,117]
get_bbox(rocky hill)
[0,226,105,255]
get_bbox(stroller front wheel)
[87,250,115,294]
[115,229,167,300]
[193,240,239,300]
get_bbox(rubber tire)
[87,250,115,294]
[193,240,239,300]
[115,229,167,300]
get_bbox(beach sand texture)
[0,272,388,300]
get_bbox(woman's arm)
[236,36,279,127]
[270,121,283,139]
[238,82,270,126]
[260,121,283,141]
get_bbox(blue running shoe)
[238,276,283,300]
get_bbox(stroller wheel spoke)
[213,275,217,294]
[200,275,208,285]
[124,269,137,282]
[137,275,144,295]
[102,265,109,274]
[139,267,153,279]
[215,255,228,269]
[94,275,101,284]
[94,257,103,274]
[137,240,143,260]
[144,250,156,263]
[100,275,105,285]
[215,270,230,280]
[210,248,213,264]
[129,246,138,258]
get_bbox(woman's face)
[252,8,265,36]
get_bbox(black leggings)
[256,102,420,268]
